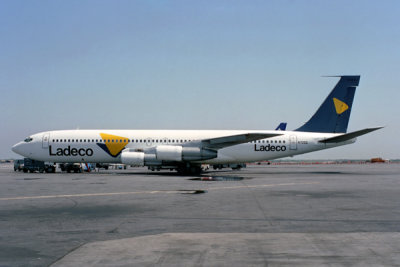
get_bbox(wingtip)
[370,126,385,130]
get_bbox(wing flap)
[319,127,383,143]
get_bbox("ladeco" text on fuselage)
[49,145,94,156]
[254,144,286,152]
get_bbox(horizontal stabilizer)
[319,127,383,143]
[200,133,283,149]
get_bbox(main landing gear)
[176,163,202,175]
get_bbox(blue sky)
[1,0,399,159]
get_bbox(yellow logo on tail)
[333,98,349,114]
[98,133,129,157]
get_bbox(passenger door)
[42,133,50,149]
[289,135,297,150]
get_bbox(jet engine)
[121,145,217,166]
[155,145,217,161]
[121,151,145,166]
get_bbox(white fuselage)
[12,129,355,164]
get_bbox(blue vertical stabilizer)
[295,76,360,133]
[275,123,287,131]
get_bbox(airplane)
[12,76,382,174]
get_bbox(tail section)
[295,76,360,133]
[275,122,287,131]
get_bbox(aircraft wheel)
[177,165,202,175]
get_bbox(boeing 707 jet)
[12,76,382,174]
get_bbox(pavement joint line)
[0,181,320,201]
[209,182,320,190]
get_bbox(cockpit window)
[24,137,33,142]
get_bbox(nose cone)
[12,142,26,157]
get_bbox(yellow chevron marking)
[100,133,129,156]
[333,98,349,114]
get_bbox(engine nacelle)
[155,145,217,162]
[182,147,217,161]
[121,151,145,166]
[123,146,218,165]
[156,145,183,161]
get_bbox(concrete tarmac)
[0,163,399,266]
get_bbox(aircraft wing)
[196,133,283,149]
[319,127,383,143]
